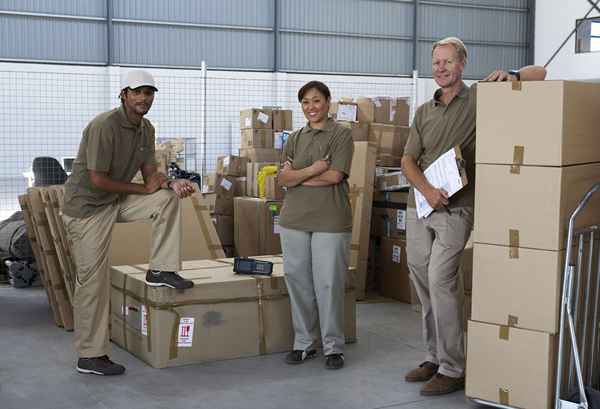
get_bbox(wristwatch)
[508,69,521,81]
[166,179,174,189]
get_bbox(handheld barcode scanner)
[233,257,273,276]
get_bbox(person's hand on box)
[169,179,195,198]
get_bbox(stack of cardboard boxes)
[466,81,600,409]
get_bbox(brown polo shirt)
[62,106,157,218]
[404,82,477,208]
[279,118,354,233]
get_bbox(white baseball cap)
[120,69,158,92]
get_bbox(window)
[576,17,600,53]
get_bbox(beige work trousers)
[405,206,473,378]
[61,189,182,358]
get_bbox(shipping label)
[141,305,148,336]
[257,112,270,124]
[220,178,233,191]
[396,210,406,231]
[392,245,401,264]
[177,317,195,347]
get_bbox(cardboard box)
[110,257,357,368]
[109,193,225,266]
[379,237,411,303]
[371,97,410,126]
[214,175,236,216]
[460,238,473,292]
[348,142,377,300]
[375,171,409,191]
[240,108,272,129]
[216,155,248,177]
[246,162,278,197]
[372,190,409,204]
[239,148,281,163]
[330,101,358,122]
[474,162,600,251]
[264,175,285,200]
[241,129,274,149]
[476,81,600,166]
[202,172,216,193]
[370,206,406,238]
[472,242,562,333]
[368,124,409,158]
[234,198,282,257]
[466,321,556,409]
[338,121,370,142]
[264,109,293,131]
[213,215,234,246]
[233,177,246,197]
[376,155,402,167]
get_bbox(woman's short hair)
[297,81,331,102]
[432,37,468,63]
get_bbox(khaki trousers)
[405,206,472,378]
[62,189,182,358]
[279,226,351,355]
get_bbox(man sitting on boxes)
[61,70,196,376]
[401,37,546,395]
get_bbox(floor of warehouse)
[1,286,482,409]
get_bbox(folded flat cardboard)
[338,121,369,142]
[368,124,409,158]
[216,155,248,177]
[214,175,236,216]
[476,81,600,166]
[379,237,411,303]
[466,321,556,409]
[263,109,293,131]
[472,242,562,334]
[474,162,600,251]
[213,215,234,246]
[234,198,282,257]
[240,108,272,130]
[375,171,409,191]
[246,162,278,197]
[348,142,377,299]
[239,148,281,163]
[109,193,225,266]
[241,129,274,149]
[110,257,356,368]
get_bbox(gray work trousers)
[279,226,351,356]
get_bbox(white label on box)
[392,245,401,264]
[141,305,148,336]
[273,215,281,234]
[177,317,195,347]
[390,107,396,122]
[223,156,230,167]
[373,98,382,108]
[220,178,233,191]
[245,117,251,128]
[337,104,358,122]
[257,112,270,124]
[396,210,406,231]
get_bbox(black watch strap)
[508,69,521,81]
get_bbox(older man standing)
[401,37,546,395]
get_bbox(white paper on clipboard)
[414,146,467,219]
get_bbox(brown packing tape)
[499,388,510,405]
[511,80,522,91]
[507,315,519,327]
[255,278,267,355]
[510,145,524,174]
[169,308,182,360]
[350,244,360,251]
[499,325,510,340]
[509,229,519,259]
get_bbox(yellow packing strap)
[257,165,279,198]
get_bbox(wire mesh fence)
[0,66,415,220]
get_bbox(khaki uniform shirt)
[279,119,354,233]
[404,82,477,209]
[62,106,157,218]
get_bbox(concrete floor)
[0,286,483,409]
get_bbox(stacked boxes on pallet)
[466,81,600,409]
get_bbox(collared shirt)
[404,82,477,208]
[62,106,157,218]
[279,118,354,232]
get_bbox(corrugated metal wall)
[0,0,532,77]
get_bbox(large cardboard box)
[109,193,225,266]
[246,162,278,197]
[338,121,369,142]
[239,148,281,163]
[466,321,556,409]
[368,124,409,158]
[234,198,282,257]
[375,171,409,191]
[214,175,236,216]
[370,206,406,238]
[264,175,285,200]
[348,142,377,300]
[240,108,272,129]
[379,237,411,303]
[370,97,410,126]
[263,109,293,131]
[213,215,234,246]
[110,257,357,368]
[472,242,562,334]
[476,81,600,166]
[241,129,274,149]
[216,155,248,177]
[474,162,600,251]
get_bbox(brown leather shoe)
[420,373,465,396]
[405,361,439,382]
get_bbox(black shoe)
[325,353,345,370]
[285,349,317,365]
[76,355,125,376]
[145,270,194,290]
